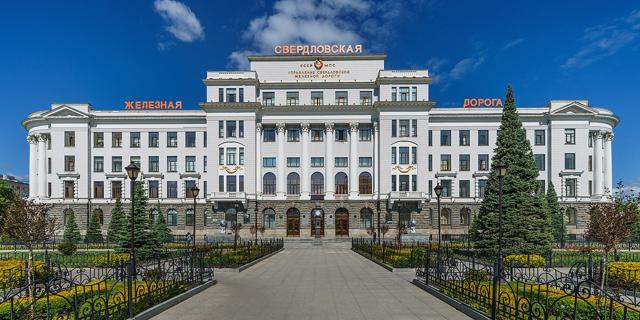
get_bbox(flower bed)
[504,254,546,268]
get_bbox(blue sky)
[0,0,638,187]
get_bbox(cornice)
[257,81,376,90]
[247,54,387,62]
[375,101,434,110]
[203,79,259,86]
[376,77,432,85]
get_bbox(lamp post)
[190,186,199,249]
[559,207,566,248]
[234,201,241,250]
[124,163,139,319]
[433,183,443,248]
[491,161,508,320]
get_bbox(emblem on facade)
[314,58,324,70]
[393,165,415,173]
[222,166,243,174]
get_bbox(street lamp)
[190,185,199,249]
[234,201,242,250]
[124,162,139,319]
[433,183,443,248]
[491,161,508,320]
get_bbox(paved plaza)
[152,243,468,320]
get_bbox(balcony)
[209,192,246,200]
[389,191,428,201]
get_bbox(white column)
[325,122,335,199]
[37,134,48,198]
[256,123,262,197]
[373,122,379,196]
[349,122,359,198]
[28,135,38,199]
[276,123,286,198]
[604,132,613,194]
[301,123,310,200]
[593,131,604,197]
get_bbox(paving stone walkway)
[152,244,469,320]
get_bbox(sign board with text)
[124,101,183,110]
[463,98,503,108]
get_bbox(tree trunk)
[601,250,608,290]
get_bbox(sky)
[0,0,638,188]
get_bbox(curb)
[132,279,217,320]
[352,249,414,272]
[215,248,284,273]
[411,279,489,320]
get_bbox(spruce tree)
[153,207,172,243]
[85,212,104,243]
[547,182,566,246]
[117,181,159,256]
[107,198,127,243]
[470,85,554,256]
[62,213,82,244]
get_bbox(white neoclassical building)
[22,52,618,239]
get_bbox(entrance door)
[335,209,349,236]
[286,208,300,237]
[311,209,324,237]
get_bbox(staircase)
[284,237,353,249]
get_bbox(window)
[478,130,489,146]
[130,132,140,148]
[184,156,195,172]
[64,156,75,172]
[263,208,276,228]
[412,147,418,165]
[263,128,276,142]
[218,121,224,138]
[391,120,397,137]
[588,155,593,172]
[287,128,300,142]
[391,87,397,101]
[335,157,348,167]
[311,172,324,195]
[412,119,417,137]
[167,132,178,147]
[399,147,410,165]
[459,180,470,198]
[588,133,593,147]
[360,91,372,105]
[335,172,348,195]
[94,132,104,148]
[399,175,410,191]
[93,156,104,172]
[478,154,489,171]
[129,156,140,169]
[112,132,122,148]
[203,156,207,172]
[311,91,323,105]
[391,147,396,165]
[412,174,417,191]
[565,129,576,144]
[184,209,195,226]
[287,173,300,195]
[459,154,470,171]
[537,180,546,194]
[263,173,276,195]
[239,120,244,137]
[263,92,275,106]
[565,178,577,197]
[335,91,348,105]
[226,148,236,165]
[478,180,488,198]
[589,180,593,196]
[440,180,451,197]
[239,148,245,165]
[226,176,237,192]
[566,207,577,225]
[335,128,348,142]
[310,157,325,167]
[167,181,178,198]
[358,172,372,194]
[186,131,196,147]
[399,120,410,137]
[149,156,159,172]
[148,180,159,199]
[565,153,576,170]
[459,130,470,146]
[287,157,300,167]
[263,157,276,167]
[64,131,75,147]
[226,120,237,138]
[48,158,51,174]
[167,209,178,226]
[391,175,397,191]
[359,128,372,141]
[440,154,451,171]
[428,130,433,146]
[218,88,224,102]
[286,91,299,105]
[399,87,409,101]
[411,87,417,101]
[64,181,75,198]
[460,208,471,226]
[167,156,178,172]
[440,130,451,146]
[94,181,104,198]
[218,176,224,192]
[239,88,244,102]
[428,154,433,171]
[534,130,545,146]
[226,88,237,102]
[535,154,545,171]
[359,157,372,167]
[149,132,159,147]
[360,208,373,228]
[111,181,122,199]
[311,128,324,141]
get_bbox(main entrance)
[335,208,349,236]
[310,208,324,237]
[286,208,300,237]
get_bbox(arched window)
[335,172,348,195]
[263,208,276,229]
[360,208,373,228]
[311,172,324,195]
[566,208,577,225]
[287,172,300,195]
[186,209,194,226]
[460,208,471,226]
[359,172,372,194]
[441,208,451,226]
[150,208,159,223]
[92,208,104,225]
[399,205,411,226]
[63,208,74,226]
[225,207,237,228]
[263,173,276,195]
[167,209,178,226]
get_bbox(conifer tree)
[153,207,172,243]
[117,181,159,256]
[547,182,566,246]
[107,198,127,243]
[62,213,82,244]
[85,212,103,243]
[470,85,554,256]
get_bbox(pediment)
[42,105,90,118]
[551,102,595,115]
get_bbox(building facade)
[22,53,619,239]
[1,174,29,198]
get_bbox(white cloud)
[563,9,640,69]
[502,38,525,51]
[427,53,486,90]
[154,0,204,47]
